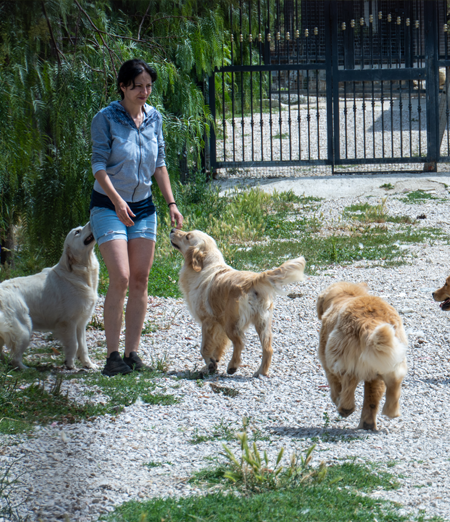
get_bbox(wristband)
[168,202,177,207]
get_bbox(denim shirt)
[91,101,166,202]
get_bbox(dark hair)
[117,59,157,99]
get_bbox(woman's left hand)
[169,205,183,229]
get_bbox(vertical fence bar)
[315,24,320,159]
[209,74,216,172]
[425,2,439,166]
[325,0,333,165]
[297,0,301,161]
[249,1,254,163]
[230,7,236,163]
[259,0,263,162]
[331,0,339,170]
[398,15,403,157]
[239,1,245,163]
[361,5,366,160]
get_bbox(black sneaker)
[123,352,150,372]
[102,351,133,377]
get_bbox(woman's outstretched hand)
[169,205,183,229]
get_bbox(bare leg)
[337,374,359,417]
[124,239,155,356]
[358,378,386,431]
[253,308,274,377]
[382,370,404,418]
[99,240,130,356]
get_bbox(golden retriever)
[432,277,450,310]
[317,282,407,430]
[170,229,305,377]
[0,222,98,370]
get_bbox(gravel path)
[3,186,450,521]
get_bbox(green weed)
[400,190,440,204]
[344,199,413,224]
[380,183,394,190]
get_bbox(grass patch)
[190,418,269,445]
[233,225,446,272]
[400,190,440,204]
[344,199,414,224]
[79,371,178,409]
[380,183,394,190]
[0,358,177,434]
[0,367,103,435]
[104,443,439,522]
[143,462,163,469]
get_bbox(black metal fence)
[208,0,450,174]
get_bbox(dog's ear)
[62,246,76,272]
[186,246,204,272]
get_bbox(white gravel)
[2,183,450,521]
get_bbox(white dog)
[0,222,99,370]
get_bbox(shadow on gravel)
[416,377,450,386]
[269,426,370,442]
[167,369,254,383]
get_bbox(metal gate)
[208,0,450,173]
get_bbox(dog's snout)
[170,228,176,234]
[432,292,435,298]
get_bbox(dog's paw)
[253,371,270,379]
[358,420,378,431]
[83,360,98,370]
[11,360,28,371]
[64,360,76,370]
[227,367,237,375]
[338,406,355,418]
[381,404,400,419]
[208,358,218,373]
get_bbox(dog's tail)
[362,324,407,374]
[254,256,306,293]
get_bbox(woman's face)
[120,71,153,107]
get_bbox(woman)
[90,59,183,377]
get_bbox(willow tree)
[0,0,234,267]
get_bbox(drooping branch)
[41,1,66,66]
[138,1,151,40]
[73,0,117,77]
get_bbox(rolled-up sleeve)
[91,112,111,176]
[155,117,166,169]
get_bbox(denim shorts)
[90,206,157,246]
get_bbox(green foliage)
[0,0,227,266]
[219,418,325,494]
[400,190,440,204]
[344,199,414,224]
[0,356,176,434]
[0,364,102,435]
[102,456,439,522]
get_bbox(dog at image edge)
[170,229,306,377]
[316,281,407,430]
[432,276,450,310]
[0,222,99,370]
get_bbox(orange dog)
[317,282,408,430]
[170,229,305,377]
[432,277,450,310]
